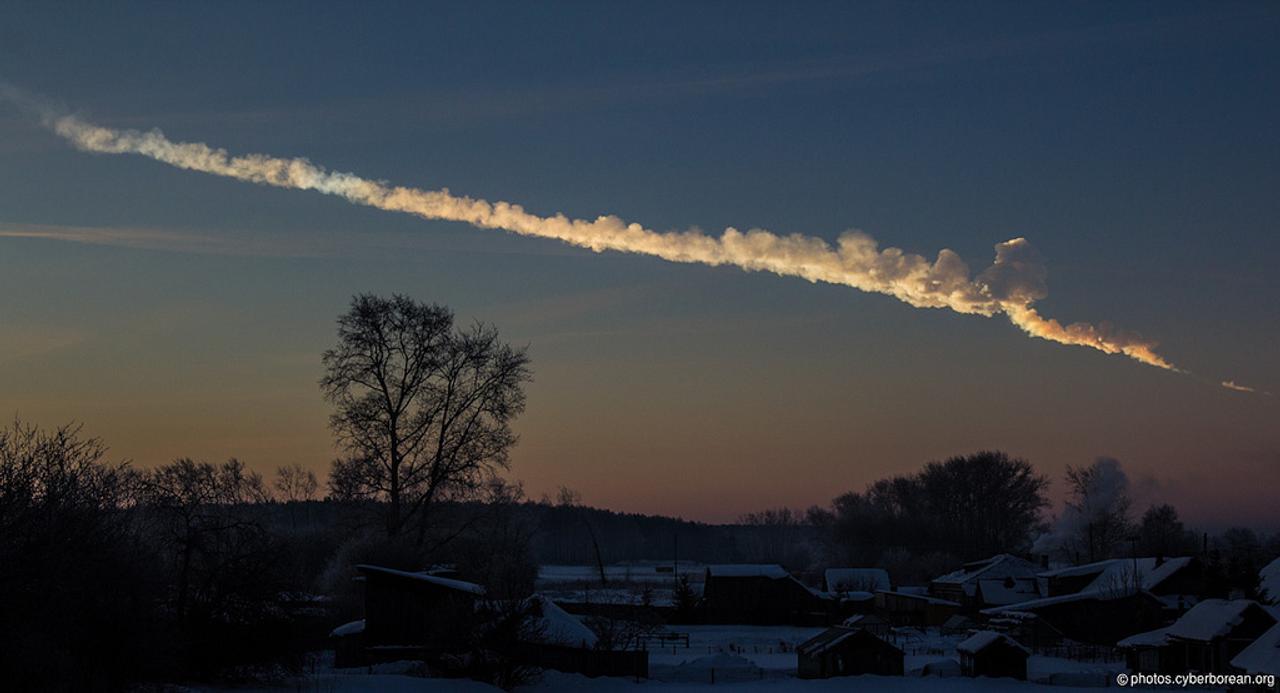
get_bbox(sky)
[1,1,1278,527]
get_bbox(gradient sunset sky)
[2,1,1277,527]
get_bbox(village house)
[701,564,833,625]
[1118,599,1276,674]
[796,625,904,679]
[957,630,1030,680]
[982,588,1166,644]
[330,564,486,666]
[875,589,961,627]
[930,554,1041,609]
[1038,556,1202,611]
[980,556,1202,645]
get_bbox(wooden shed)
[797,626,904,679]
[957,631,1029,680]
[356,564,485,653]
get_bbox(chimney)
[1039,554,1049,569]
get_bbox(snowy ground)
[648,625,825,674]
[522,671,1140,692]
[191,625,1142,692]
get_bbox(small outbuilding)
[956,631,1029,680]
[349,564,485,662]
[797,626,904,679]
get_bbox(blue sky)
[2,1,1278,525]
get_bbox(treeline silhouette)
[3,419,1276,691]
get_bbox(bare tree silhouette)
[321,294,532,542]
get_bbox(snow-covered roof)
[982,587,1141,614]
[984,557,1195,615]
[878,590,961,607]
[329,619,365,637]
[956,630,1029,655]
[529,595,597,648]
[356,564,486,595]
[825,568,891,593]
[1039,557,1192,594]
[706,564,790,579]
[797,627,859,656]
[1118,599,1274,648]
[931,553,1039,596]
[1260,558,1280,604]
[977,577,1041,606]
[1231,622,1280,675]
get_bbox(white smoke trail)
[43,112,1184,370]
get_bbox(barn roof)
[983,557,1194,615]
[1231,622,1280,676]
[1039,556,1192,594]
[356,564,486,595]
[798,626,897,656]
[1118,599,1274,648]
[933,554,1039,587]
[957,630,1029,655]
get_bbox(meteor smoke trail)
[43,112,1180,370]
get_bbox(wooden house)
[1119,599,1276,674]
[931,555,1040,609]
[1038,556,1202,609]
[701,564,832,625]
[875,590,960,627]
[351,564,485,658]
[797,626,904,679]
[982,588,1166,645]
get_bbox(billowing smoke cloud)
[36,112,1182,370]
[1033,456,1133,560]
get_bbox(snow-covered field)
[194,670,1146,693]
[192,625,1140,693]
[524,671,1134,692]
